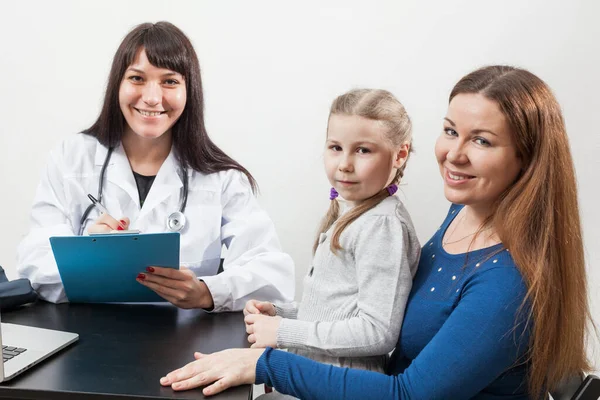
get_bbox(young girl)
[243,89,421,372]
[16,21,294,311]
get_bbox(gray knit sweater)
[275,196,421,373]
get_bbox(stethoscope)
[78,147,189,235]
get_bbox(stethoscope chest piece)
[167,211,187,232]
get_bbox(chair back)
[550,374,584,400]
[570,374,600,400]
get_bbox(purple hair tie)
[386,184,398,196]
[329,187,339,200]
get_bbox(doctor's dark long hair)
[82,21,257,192]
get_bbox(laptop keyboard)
[2,345,27,362]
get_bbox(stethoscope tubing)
[77,146,188,235]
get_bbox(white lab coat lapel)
[136,147,183,222]
[95,143,140,209]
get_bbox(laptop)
[0,317,78,382]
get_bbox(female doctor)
[16,21,294,312]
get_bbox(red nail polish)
[120,219,126,225]
[146,266,155,273]
[137,273,145,280]
[117,226,124,231]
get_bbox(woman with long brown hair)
[160,65,592,399]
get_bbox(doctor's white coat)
[16,134,295,311]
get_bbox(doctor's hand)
[87,215,130,234]
[160,348,264,395]
[244,314,281,349]
[136,266,214,309]
[243,299,276,317]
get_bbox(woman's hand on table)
[160,348,264,395]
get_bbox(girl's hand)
[87,215,129,234]
[244,314,281,348]
[243,299,276,317]
[160,348,264,395]
[136,266,214,309]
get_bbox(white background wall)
[0,0,598,370]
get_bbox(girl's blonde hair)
[450,65,592,397]
[313,89,412,254]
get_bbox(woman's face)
[434,93,522,211]
[119,48,187,140]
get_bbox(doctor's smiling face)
[119,48,187,140]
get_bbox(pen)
[87,194,126,230]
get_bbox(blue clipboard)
[50,232,180,303]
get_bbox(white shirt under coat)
[16,134,295,311]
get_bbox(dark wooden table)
[0,301,252,399]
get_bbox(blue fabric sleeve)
[255,266,530,399]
